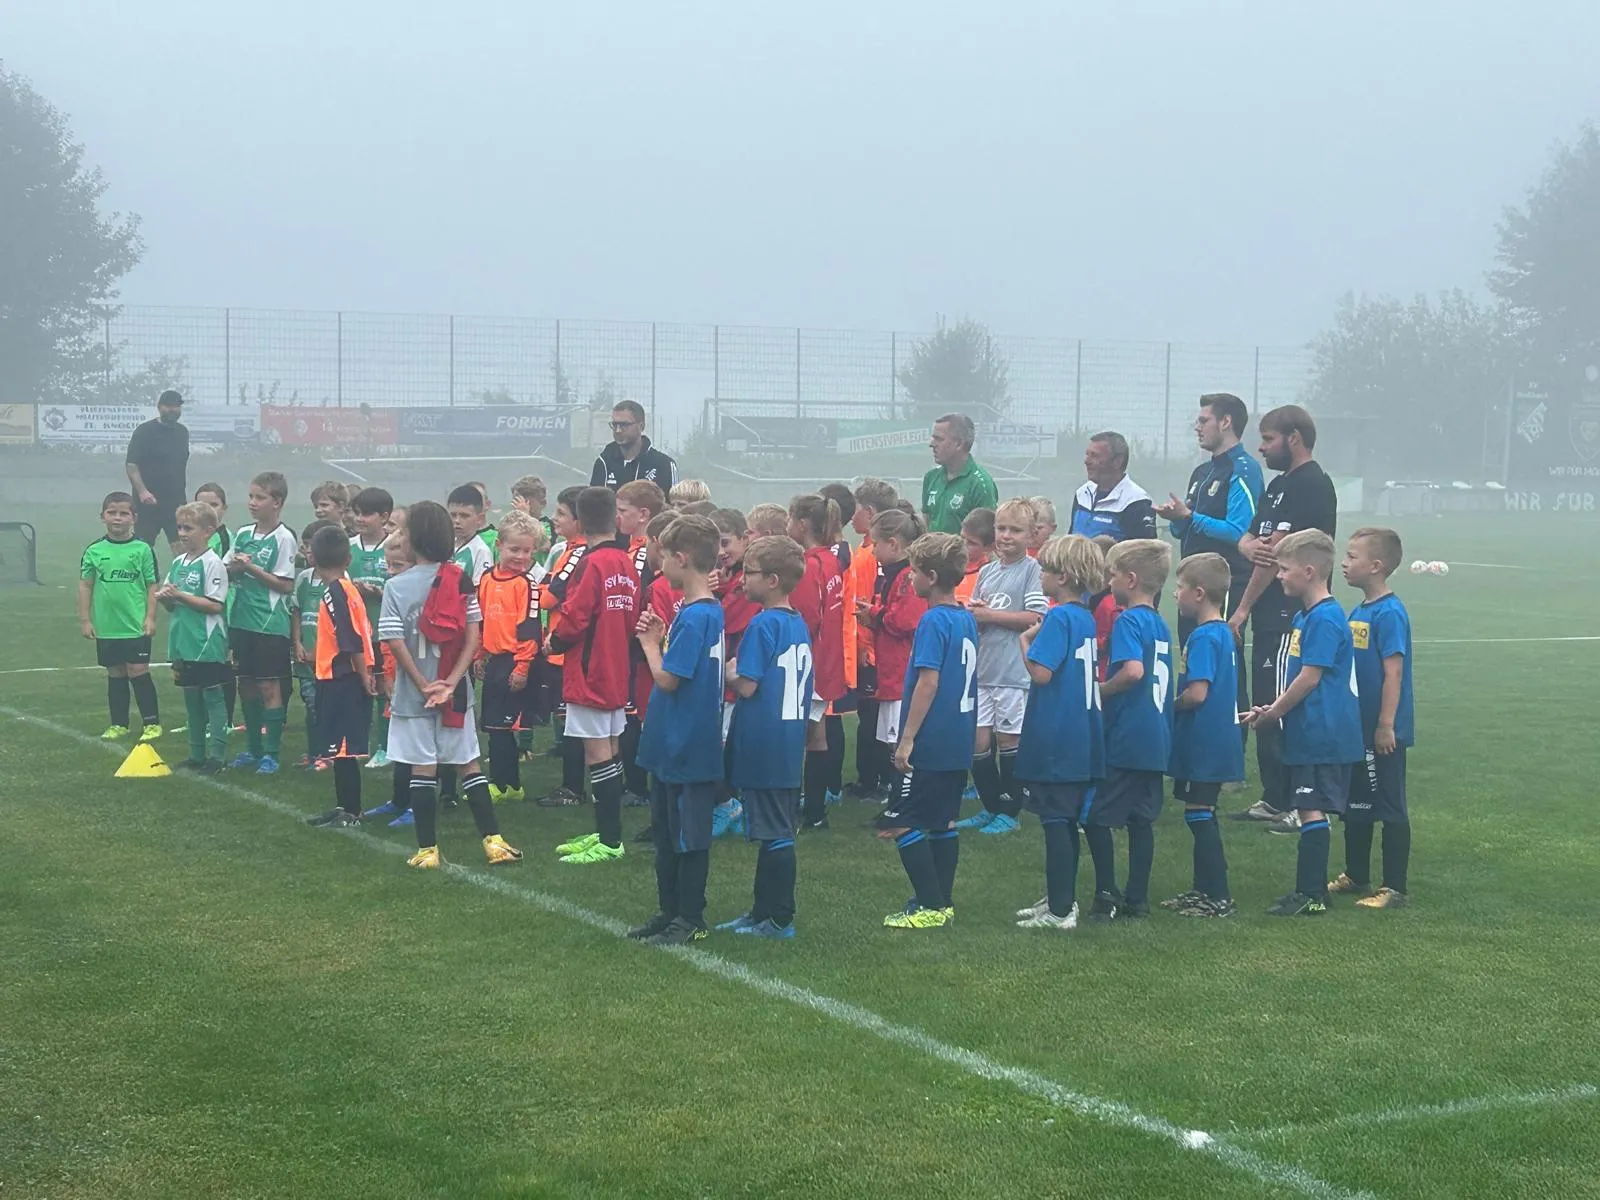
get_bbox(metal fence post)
[1162,342,1172,461]
[336,311,344,407]
[448,314,455,407]
[713,325,720,400]
[223,308,231,405]
[1073,338,1083,432]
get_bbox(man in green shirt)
[921,412,999,534]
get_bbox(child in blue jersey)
[1166,552,1245,918]
[1014,536,1106,931]
[1334,527,1414,909]
[1245,529,1364,916]
[885,533,979,930]
[719,535,813,940]
[631,515,726,946]
[1086,539,1174,922]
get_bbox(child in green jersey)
[226,471,298,774]
[194,483,237,728]
[79,491,161,742]
[290,519,341,768]
[157,502,232,773]
[349,487,394,766]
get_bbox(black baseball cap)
[158,389,184,406]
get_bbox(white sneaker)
[1265,809,1303,836]
[1015,895,1050,919]
[1017,903,1078,930]
[366,749,390,769]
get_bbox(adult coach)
[590,400,677,490]
[1067,431,1157,541]
[1226,404,1338,824]
[125,389,190,558]
[921,413,998,534]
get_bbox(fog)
[6,0,1598,344]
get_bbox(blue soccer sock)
[1297,818,1331,897]
[1041,818,1080,917]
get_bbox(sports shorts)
[976,685,1026,735]
[650,779,719,854]
[230,628,291,680]
[316,673,373,758]
[875,698,902,745]
[565,702,626,740]
[171,658,232,690]
[896,767,965,831]
[1346,747,1406,823]
[1174,779,1223,808]
[1022,780,1093,823]
[387,713,481,767]
[1288,762,1351,815]
[97,636,152,668]
[1085,766,1164,827]
[742,787,801,842]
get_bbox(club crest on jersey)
[1287,629,1302,657]
[1207,480,1221,497]
[948,493,965,511]
[1572,400,1600,463]
[1349,620,1370,650]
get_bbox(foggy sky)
[6,0,1596,346]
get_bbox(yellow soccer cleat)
[1355,886,1409,909]
[883,905,953,930]
[406,846,442,870]
[138,724,163,742]
[1327,872,1372,897]
[100,725,130,740]
[555,832,601,856]
[483,834,523,865]
[488,785,526,804]
[559,840,624,864]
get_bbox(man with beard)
[124,389,190,562]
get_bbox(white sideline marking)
[6,706,1366,1200]
[1235,1084,1598,1141]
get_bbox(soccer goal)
[0,522,40,585]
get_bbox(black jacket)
[590,436,678,491]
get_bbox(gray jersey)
[974,555,1049,689]
[377,563,482,718]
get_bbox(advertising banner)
[260,405,399,448]
[835,427,926,454]
[397,407,573,448]
[0,404,35,445]
[37,405,259,445]
[1505,377,1600,515]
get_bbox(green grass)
[5,507,1600,1199]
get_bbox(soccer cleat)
[1017,902,1078,930]
[1265,810,1303,835]
[488,784,525,804]
[979,813,1020,836]
[100,725,130,740]
[196,760,224,775]
[1178,896,1237,919]
[1266,891,1327,917]
[962,783,979,802]
[314,809,361,829]
[1161,889,1205,910]
[711,799,743,838]
[628,912,675,940]
[256,755,280,776]
[1328,872,1372,896]
[955,809,997,830]
[733,918,796,940]
[1354,886,1409,909]
[313,758,332,771]
[1232,799,1285,822]
[800,817,829,832]
[715,912,757,932]
[388,810,415,828]
[824,788,841,807]
[883,905,952,930]
[1118,901,1151,919]
[1015,895,1050,919]
[483,834,523,865]
[305,808,343,826]
[363,800,400,819]
[1087,891,1121,924]
[622,790,650,808]
[632,823,656,844]
[406,845,442,869]
[559,839,624,864]
[229,751,258,769]
[555,832,601,855]
[138,724,163,742]
[645,917,708,946]
[439,793,459,810]
[537,787,583,808]
[366,749,390,769]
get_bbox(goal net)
[0,522,39,585]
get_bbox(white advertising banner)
[36,405,261,445]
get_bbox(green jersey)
[166,550,229,664]
[480,524,498,560]
[290,568,323,679]
[452,533,493,586]
[348,533,390,623]
[80,536,156,640]
[229,522,298,635]
[921,457,999,535]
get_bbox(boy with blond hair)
[668,478,712,507]
[745,503,789,539]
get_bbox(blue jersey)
[729,607,812,790]
[1348,592,1414,748]
[1170,619,1244,782]
[902,603,979,772]
[636,598,725,784]
[1103,604,1173,772]
[1283,596,1364,766]
[1016,601,1104,783]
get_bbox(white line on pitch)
[1233,1084,1598,1142]
[5,706,1369,1200]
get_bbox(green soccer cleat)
[137,724,163,742]
[555,832,600,856]
[883,905,952,930]
[100,725,130,740]
[489,784,525,804]
[559,839,624,865]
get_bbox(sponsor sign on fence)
[260,405,399,447]
[0,404,35,445]
[37,405,259,445]
[397,407,573,447]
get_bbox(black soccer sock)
[654,837,679,917]
[855,702,879,788]
[410,775,440,848]
[1084,824,1119,897]
[970,745,1001,813]
[333,756,362,815]
[1381,821,1411,893]
[824,715,845,793]
[488,731,520,789]
[762,837,797,926]
[1125,816,1155,907]
[1041,818,1080,917]
[590,757,624,847]
[994,747,1021,817]
[677,849,710,927]
[928,828,959,909]
[1343,822,1374,887]
[130,673,159,725]
[561,734,586,795]
[108,675,131,726]
[462,771,499,837]
[895,830,943,911]
[800,750,828,825]
[620,715,646,795]
[1185,809,1229,899]
[1297,818,1331,897]
[222,674,238,726]
[438,763,459,800]
[392,761,413,812]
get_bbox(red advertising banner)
[261,405,398,447]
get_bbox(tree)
[896,316,1008,422]
[1490,123,1600,366]
[100,355,188,408]
[0,63,144,406]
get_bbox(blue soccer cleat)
[255,755,280,775]
[733,918,795,940]
[962,784,979,802]
[229,751,258,769]
[824,788,841,807]
[388,809,415,828]
[955,809,997,830]
[711,799,743,838]
[715,913,757,931]
[980,813,1020,835]
[363,800,400,819]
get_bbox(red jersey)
[847,537,879,667]
[867,561,925,701]
[552,538,640,710]
[630,574,684,722]
[794,544,846,702]
[1091,590,1123,682]
[717,564,760,655]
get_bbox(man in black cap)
[125,389,190,559]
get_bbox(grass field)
[5,507,1600,1199]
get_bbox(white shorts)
[809,695,828,724]
[876,699,903,745]
[387,714,482,767]
[977,685,1026,735]
[722,701,735,743]
[566,702,626,740]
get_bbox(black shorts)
[1086,767,1164,827]
[172,659,232,690]
[1022,780,1092,823]
[1252,627,1294,708]
[898,768,965,831]
[135,503,179,547]
[479,653,542,730]
[1288,762,1351,815]
[316,674,372,758]
[650,778,718,853]
[230,628,292,680]
[828,687,859,716]
[1174,780,1224,808]
[742,787,800,842]
[1347,748,1407,824]
[97,636,152,668]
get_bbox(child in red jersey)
[788,493,846,831]
[856,508,928,833]
[818,483,859,807]
[617,480,667,803]
[845,478,897,798]
[1088,534,1121,679]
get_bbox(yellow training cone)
[115,742,171,778]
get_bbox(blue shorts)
[898,768,965,831]
[1086,767,1164,827]
[1289,762,1351,815]
[650,779,718,853]
[741,787,800,843]
[1347,749,1406,823]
